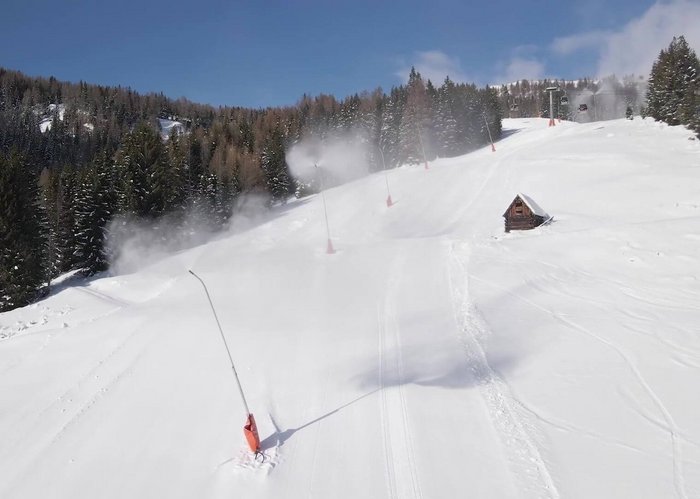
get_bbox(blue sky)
[2,0,699,108]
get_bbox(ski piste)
[2,118,700,498]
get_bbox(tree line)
[0,66,502,312]
[497,75,647,122]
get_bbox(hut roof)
[516,193,549,218]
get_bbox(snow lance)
[189,270,261,457]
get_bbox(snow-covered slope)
[38,103,66,133]
[158,118,187,139]
[2,118,700,499]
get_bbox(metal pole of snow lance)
[483,114,496,152]
[378,146,393,207]
[188,270,260,453]
[315,163,335,254]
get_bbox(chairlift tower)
[545,86,559,127]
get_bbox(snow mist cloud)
[552,0,700,77]
[106,211,217,276]
[286,134,371,190]
[106,194,271,275]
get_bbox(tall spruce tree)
[435,77,460,156]
[261,125,292,204]
[0,151,47,311]
[380,87,405,167]
[647,36,700,130]
[72,153,114,275]
[398,67,431,165]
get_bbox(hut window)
[514,201,524,215]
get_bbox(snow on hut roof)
[517,193,549,217]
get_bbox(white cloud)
[496,57,547,84]
[551,30,610,55]
[551,0,700,77]
[396,50,471,84]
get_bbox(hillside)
[1,117,699,499]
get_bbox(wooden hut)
[503,193,550,232]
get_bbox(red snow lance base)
[244,413,261,453]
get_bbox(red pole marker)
[386,195,394,207]
[326,238,336,254]
[244,413,261,453]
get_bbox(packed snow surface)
[2,118,700,499]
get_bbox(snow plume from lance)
[567,77,647,122]
[286,134,371,191]
[106,194,272,275]
[106,210,219,276]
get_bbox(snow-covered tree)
[647,36,700,131]
[0,152,47,311]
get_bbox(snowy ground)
[1,118,700,499]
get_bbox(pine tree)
[0,151,47,311]
[435,77,460,156]
[56,165,79,272]
[261,125,292,204]
[398,67,431,165]
[72,153,114,275]
[647,36,700,129]
[379,88,405,168]
[114,123,162,217]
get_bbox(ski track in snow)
[469,273,690,499]
[377,305,398,499]
[3,326,149,497]
[304,370,332,499]
[483,250,700,366]
[376,253,423,499]
[74,285,133,307]
[449,242,561,499]
[514,395,650,455]
[1,277,184,498]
